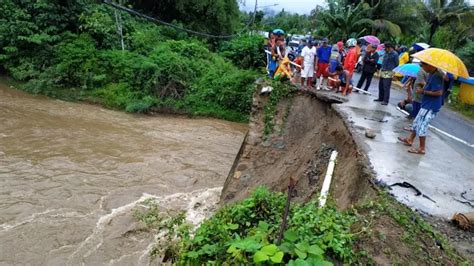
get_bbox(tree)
[127,0,240,36]
[421,0,474,44]
[311,0,373,41]
[0,0,89,80]
[364,0,428,39]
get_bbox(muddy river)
[0,83,247,265]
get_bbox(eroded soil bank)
[220,83,472,264]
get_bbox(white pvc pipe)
[319,150,338,208]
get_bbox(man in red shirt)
[342,39,361,95]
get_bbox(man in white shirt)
[300,41,316,88]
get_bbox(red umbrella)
[362,35,381,46]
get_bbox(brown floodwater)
[0,82,247,265]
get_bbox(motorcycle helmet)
[346,38,357,47]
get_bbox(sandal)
[397,137,412,146]
[403,126,412,132]
[408,148,425,155]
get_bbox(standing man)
[398,62,444,155]
[356,44,379,92]
[315,38,332,90]
[300,41,316,89]
[375,42,398,105]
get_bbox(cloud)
[240,0,326,15]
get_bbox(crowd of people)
[265,30,456,155]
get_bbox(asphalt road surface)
[351,72,474,158]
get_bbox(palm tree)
[421,0,474,44]
[313,0,423,41]
[313,0,374,40]
[365,0,427,39]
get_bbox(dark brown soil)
[219,83,470,264]
[427,216,474,261]
[220,88,375,209]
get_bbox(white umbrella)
[413,42,430,51]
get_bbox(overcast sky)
[240,0,474,15]
[240,0,326,15]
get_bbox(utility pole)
[114,0,125,51]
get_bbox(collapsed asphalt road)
[331,77,474,219]
[352,72,474,158]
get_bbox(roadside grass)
[448,85,474,120]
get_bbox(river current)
[0,82,246,265]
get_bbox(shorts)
[340,80,353,88]
[301,64,314,78]
[412,108,437,137]
[316,62,329,77]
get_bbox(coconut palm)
[421,0,474,44]
[364,0,429,39]
[313,0,425,40]
[313,0,374,40]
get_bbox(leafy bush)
[0,0,86,76]
[136,187,360,265]
[457,41,474,75]
[219,35,266,69]
[79,5,122,49]
[187,58,257,116]
[94,83,138,109]
[53,33,98,88]
[0,2,257,121]
[96,50,159,93]
[127,23,164,55]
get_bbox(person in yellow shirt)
[274,57,293,81]
[399,47,409,65]
[395,46,409,78]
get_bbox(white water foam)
[68,187,222,265]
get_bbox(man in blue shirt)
[398,62,444,155]
[315,38,332,90]
[374,42,399,105]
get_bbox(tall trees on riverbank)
[0,0,262,121]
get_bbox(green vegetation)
[1,0,473,121]
[457,41,474,75]
[0,1,265,122]
[244,0,473,70]
[263,81,294,138]
[219,35,267,70]
[355,190,467,265]
[448,85,474,120]
[136,187,360,265]
[135,187,468,265]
